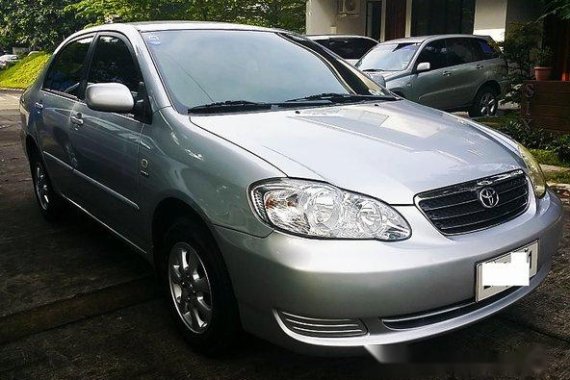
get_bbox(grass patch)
[0,52,51,89]
[530,149,570,168]
[545,170,570,185]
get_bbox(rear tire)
[30,155,66,221]
[469,86,498,117]
[159,217,240,356]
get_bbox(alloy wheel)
[34,163,50,211]
[168,242,213,334]
[479,92,497,116]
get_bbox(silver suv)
[357,35,509,117]
[20,23,563,356]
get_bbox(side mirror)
[416,62,431,73]
[85,83,135,113]
[371,74,386,87]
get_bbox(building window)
[411,0,475,36]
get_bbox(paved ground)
[1,91,569,379]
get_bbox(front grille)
[416,170,529,235]
[277,311,367,338]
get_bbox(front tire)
[31,156,66,221]
[469,86,498,117]
[159,218,240,355]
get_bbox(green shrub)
[529,149,564,166]
[0,52,51,89]
[545,170,570,184]
[482,117,570,167]
[553,135,570,164]
[495,119,555,149]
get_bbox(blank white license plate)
[475,241,539,302]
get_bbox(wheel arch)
[478,80,501,97]
[151,196,218,267]
[25,134,40,161]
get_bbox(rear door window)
[416,40,447,70]
[445,38,476,66]
[475,39,500,60]
[44,36,94,97]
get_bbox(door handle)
[34,102,44,110]
[70,114,84,126]
[442,71,452,77]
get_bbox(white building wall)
[307,0,518,42]
[473,0,508,42]
[306,0,337,34]
[306,0,367,35]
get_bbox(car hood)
[363,70,407,82]
[189,101,523,204]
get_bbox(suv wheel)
[160,218,240,355]
[469,87,498,117]
[31,157,65,221]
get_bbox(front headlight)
[517,143,546,198]
[250,179,411,241]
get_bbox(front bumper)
[214,190,564,353]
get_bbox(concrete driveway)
[1,91,569,379]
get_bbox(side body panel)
[135,108,281,254]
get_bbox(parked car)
[357,35,509,117]
[21,22,563,356]
[0,54,19,69]
[308,35,377,65]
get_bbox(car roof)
[79,21,282,34]
[379,34,492,45]
[307,35,378,42]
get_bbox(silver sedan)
[20,22,564,356]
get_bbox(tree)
[66,0,306,32]
[540,0,570,20]
[0,0,83,51]
[0,0,307,51]
[502,22,543,105]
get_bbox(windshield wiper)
[189,100,273,114]
[361,68,385,72]
[189,99,341,114]
[285,92,397,103]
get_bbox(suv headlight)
[517,143,546,198]
[250,179,411,241]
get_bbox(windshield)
[143,30,390,112]
[357,43,420,71]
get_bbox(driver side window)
[417,40,447,70]
[87,35,143,95]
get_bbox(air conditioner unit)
[338,0,360,15]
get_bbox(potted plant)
[531,46,553,80]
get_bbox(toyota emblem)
[479,187,500,208]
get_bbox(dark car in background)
[357,35,509,117]
[308,35,378,65]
